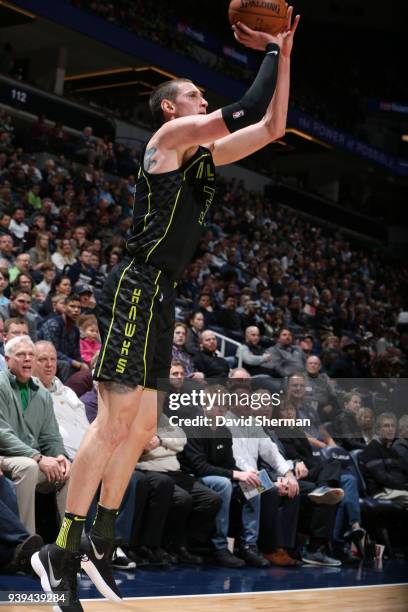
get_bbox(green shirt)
[17,380,29,412]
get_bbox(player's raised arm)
[153,29,283,152]
[209,7,300,166]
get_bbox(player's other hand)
[232,5,300,55]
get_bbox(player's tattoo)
[102,381,135,394]
[144,146,157,171]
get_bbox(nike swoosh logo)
[48,552,62,588]
[89,537,104,560]
[267,50,279,55]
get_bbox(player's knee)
[96,419,130,449]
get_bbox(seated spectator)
[134,413,220,565]
[51,239,76,272]
[0,336,70,533]
[0,213,12,237]
[75,126,96,164]
[360,412,408,506]
[0,234,15,268]
[65,246,95,287]
[40,275,72,317]
[3,318,29,344]
[196,293,218,328]
[328,338,368,379]
[79,315,101,366]
[172,323,203,380]
[38,293,87,380]
[215,294,244,341]
[304,355,339,422]
[0,290,38,341]
[193,330,230,379]
[181,386,270,568]
[0,470,43,573]
[8,253,32,284]
[329,392,366,451]
[268,328,306,378]
[357,406,375,445]
[8,207,28,242]
[225,386,302,564]
[236,326,274,376]
[184,310,204,356]
[393,415,408,468]
[284,373,333,444]
[28,232,52,273]
[77,284,96,314]
[0,267,9,306]
[35,264,57,298]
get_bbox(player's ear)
[161,99,175,115]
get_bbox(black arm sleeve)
[221,43,280,132]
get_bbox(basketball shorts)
[94,259,175,390]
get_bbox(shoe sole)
[308,491,344,505]
[80,558,121,602]
[301,557,341,567]
[31,552,67,612]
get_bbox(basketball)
[228,0,287,35]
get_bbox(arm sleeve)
[221,43,280,133]
[0,417,39,457]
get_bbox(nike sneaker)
[80,534,121,602]
[31,544,83,612]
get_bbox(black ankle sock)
[90,503,118,541]
[56,512,86,553]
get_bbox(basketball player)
[32,8,300,610]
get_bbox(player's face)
[173,83,208,118]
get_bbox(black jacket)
[360,437,408,496]
[193,349,229,378]
[180,425,237,479]
[328,411,366,451]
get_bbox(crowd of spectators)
[0,106,407,575]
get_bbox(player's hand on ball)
[280,6,300,58]
[232,5,300,54]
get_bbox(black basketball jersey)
[126,146,216,280]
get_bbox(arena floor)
[1,558,407,611]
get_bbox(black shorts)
[94,259,175,390]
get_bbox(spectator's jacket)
[171,345,195,377]
[360,436,408,496]
[328,411,366,451]
[225,412,293,476]
[80,387,98,424]
[0,370,66,458]
[64,261,95,286]
[38,315,81,363]
[236,342,272,376]
[267,343,305,377]
[0,304,38,341]
[304,371,339,411]
[193,349,229,378]
[180,425,237,479]
[35,376,89,462]
[393,438,408,470]
[137,415,186,473]
[185,328,200,356]
[65,368,93,398]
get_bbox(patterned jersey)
[127,146,216,280]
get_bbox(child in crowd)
[79,315,101,365]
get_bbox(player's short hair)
[149,78,193,127]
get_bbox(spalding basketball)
[228,0,287,35]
